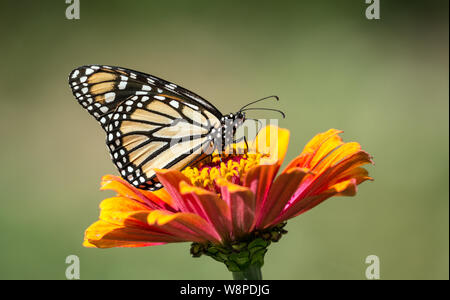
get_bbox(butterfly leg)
[244,136,249,154]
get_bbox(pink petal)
[216,178,256,239]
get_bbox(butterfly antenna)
[239,95,279,111]
[241,107,286,119]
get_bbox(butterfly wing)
[68,65,222,190]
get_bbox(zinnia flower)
[84,126,373,279]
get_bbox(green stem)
[231,264,262,280]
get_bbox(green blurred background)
[0,0,448,280]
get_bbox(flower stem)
[231,264,262,280]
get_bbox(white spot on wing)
[185,102,199,110]
[118,81,127,90]
[71,70,80,78]
[170,100,179,108]
[104,92,116,103]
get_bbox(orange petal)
[274,194,329,223]
[100,175,170,210]
[82,240,98,248]
[298,151,372,200]
[98,197,152,228]
[283,129,343,171]
[279,179,360,222]
[99,196,150,213]
[302,129,343,156]
[330,166,373,186]
[147,210,222,244]
[323,150,373,182]
[144,188,176,209]
[312,142,362,173]
[276,129,373,223]
[84,220,176,248]
[329,178,358,196]
[257,167,309,229]
[216,177,256,239]
[249,125,290,166]
[179,181,232,242]
[85,196,193,248]
[154,169,192,212]
[99,210,151,229]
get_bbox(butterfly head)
[218,112,245,146]
[221,111,245,131]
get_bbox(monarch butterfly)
[68,65,283,191]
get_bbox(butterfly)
[68,65,283,191]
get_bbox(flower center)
[182,153,264,190]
